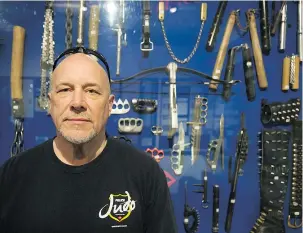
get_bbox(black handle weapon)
[222,47,237,101]
[225,113,248,233]
[205,1,228,52]
[212,185,220,233]
[242,43,256,101]
[184,181,200,233]
[259,0,271,55]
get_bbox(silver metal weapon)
[171,122,190,175]
[206,114,225,172]
[187,95,208,165]
[298,0,303,61]
[279,2,287,52]
[116,0,127,76]
[77,0,85,47]
[167,62,178,139]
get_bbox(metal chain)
[11,119,24,157]
[65,0,73,49]
[290,54,295,84]
[235,10,249,32]
[38,1,54,111]
[160,21,205,64]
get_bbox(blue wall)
[0,1,301,233]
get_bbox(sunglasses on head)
[52,47,111,83]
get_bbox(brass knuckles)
[118,118,143,133]
[206,139,222,171]
[146,148,164,163]
[288,215,303,228]
[111,99,130,114]
[171,144,183,175]
[199,97,208,124]
[131,98,157,113]
[151,126,163,135]
[113,136,132,144]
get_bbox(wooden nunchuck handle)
[89,5,100,51]
[282,56,290,91]
[209,11,236,91]
[247,10,268,90]
[291,55,300,90]
[10,26,25,100]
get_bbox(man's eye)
[87,89,99,94]
[58,88,70,93]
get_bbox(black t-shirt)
[0,137,177,233]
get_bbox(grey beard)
[58,127,98,145]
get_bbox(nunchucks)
[10,26,26,157]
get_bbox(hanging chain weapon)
[246,9,268,90]
[10,26,25,157]
[159,2,207,64]
[65,0,73,49]
[38,1,54,112]
[209,10,237,91]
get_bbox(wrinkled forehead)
[51,54,110,88]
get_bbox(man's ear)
[47,92,52,115]
[108,94,115,117]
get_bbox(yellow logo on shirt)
[99,191,136,222]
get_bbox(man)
[0,47,178,233]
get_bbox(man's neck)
[53,132,107,166]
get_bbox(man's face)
[48,54,114,144]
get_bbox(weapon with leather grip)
[88,5,100,51]
[10,26,25,157]
[209,10,237,91]
[205,1,228,52]
[222,47,237,101]
[259,0,271,55]
[242,43,256,101]
[246,9,268,90]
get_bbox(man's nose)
[70,89,87,112]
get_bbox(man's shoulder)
[0,139,51,173]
